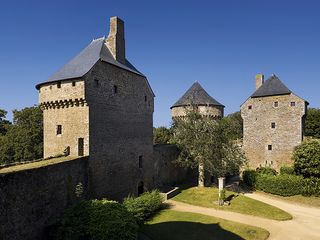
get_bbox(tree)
[153,126,173,144]
[305,108,320,138]
[0,109,11,135]
[172,110,246,187]
[0,106,43,164]
[293,139,320,178]
[222,111,243,140]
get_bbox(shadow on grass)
[141,221,245,240]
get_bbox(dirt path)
[167,193,320,240]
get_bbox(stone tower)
[36,17,155,200]
[241,74,308,170]
[171,82,224,118]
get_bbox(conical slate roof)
[171,82,224,108]
[251,75,291,98]
[36,37,144,89]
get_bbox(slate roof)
[36,37,144,89]
[251,75,292,98]
[171,82,224,108]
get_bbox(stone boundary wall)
[0,156,89,240]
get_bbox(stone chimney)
[107,16,126,64]
[255,74,264,90]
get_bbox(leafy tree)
[172,110,246,187]
[305,108,320,138]
[153,126,173,144]
[222,111,243,140]
[0,109,11,135]
[293,139,320,178]
[0,106,43,164]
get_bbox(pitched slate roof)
[35,37,144,89]
[251,75,292,98]
[171,82,224,108]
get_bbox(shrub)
[242,169,257,187]
[255,174,303,196]
[302,177,320,197]
[56,199,138,240]
[123,190,163,223]
[280,166,295,175]
[256,167,277,176]
[293,139,320,178]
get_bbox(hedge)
[123,190,163,224]
[56,199,138,240]
[280,166,295,175]
[302,177,320,197]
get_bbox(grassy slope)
[173,187,292,220]
[141,209,269,240]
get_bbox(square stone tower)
[241,74,308,170]
[36,17,155,200]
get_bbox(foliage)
[302,177,320,197]
[56,199,138,240]
[0,106,43,164]
[293,139,320,178]
[242,170,257,187]
[256,167,277,176]
[123,190,163,224]
[172,110,247,185]
[222,111,243,140]
[280,166,295,175]
[0,109,11,135]
[305,108,320,138]
[153,126,173,144]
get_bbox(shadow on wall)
[141,221,245,240]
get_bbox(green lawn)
[141,210,269,240]
[173,187,292,221]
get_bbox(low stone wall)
[0,156,89,240]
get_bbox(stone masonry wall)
[171,105,224,118]
[0,157,89,240]
[241,94,307,170]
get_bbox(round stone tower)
[171,82,224,118]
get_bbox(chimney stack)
[255,74,264,90]
[107,16,126,64]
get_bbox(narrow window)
[78,138,84,156]
[274,101,278,107]
[57,81,61,88]
[113,85,118,94]
[248,105,252,110]
[94,79,99,87]
[56,125,62,135]
[271,122,276,128]
[291,102,296,107]
[72,81,76,87]
[139,155,143,168]
[268,145,272,151]
[144,95,147,102]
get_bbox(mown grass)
[141,209,269,240]
[173,187,292,221]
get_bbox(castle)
[241,74,308,170]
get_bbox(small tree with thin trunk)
[172,109,247,192]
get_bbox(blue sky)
[0,0,319,127]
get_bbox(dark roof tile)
[251,75,291,98]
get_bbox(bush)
[56,199,138,240]
[242,169,257,187]
[124,190,163,223]
[280,166,295,175]
[302,177,320,196]
[256,167,277,176]
[293,139,320,178]
[255,174,304,196]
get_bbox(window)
[139,155,143,168]
[72,81,76,87]
[57,81,61,88]
[113,85,118,94]
[94,79,99,87]
[144,95,147,102]
[268,145,272,151]
[274,101,278,107]
[271,122,276,128]
[56,125,62,135]
[248,105,252,110]
[291,102,296,107]
[78,138,84,156]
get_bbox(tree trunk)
[198,161,204,187]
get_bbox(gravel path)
[167,192,320,240]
